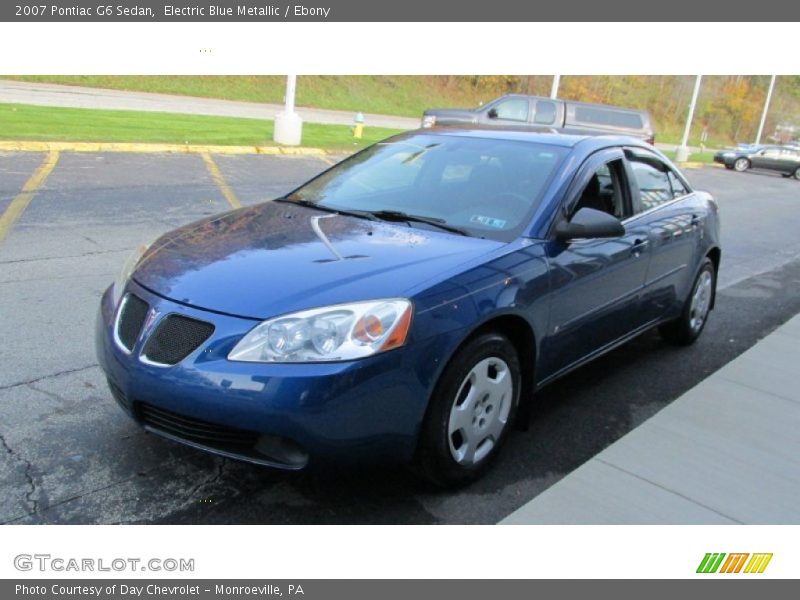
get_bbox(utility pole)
[675,75,702,163]
[273,75,303,146]
[550,75,560,99]
[755,75,777,145]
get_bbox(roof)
[489,93,650,115]
[391,126,652,151]
[393,126,590,147]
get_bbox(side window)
[667,171,689,198]
[630,160,673,212]
[492,99,529,122]
[760,148,780,158]
[573,160,627,220]
[533,101,557,125]
[573,106,644,130]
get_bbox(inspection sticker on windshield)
[470,215,507,229]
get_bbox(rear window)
[573,106,644,130]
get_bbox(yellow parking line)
[0,140,331,157]
[201,152,242,210]
[0,150,60,243]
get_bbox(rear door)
[531,99,561,126]
[777,148,800,175]
[540,148,651,379]
[623,148,701,323]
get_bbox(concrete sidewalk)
[0,79,420,130]
[501,313,800,524]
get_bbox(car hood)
[132,201,502,320]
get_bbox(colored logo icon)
[697,553,773,574]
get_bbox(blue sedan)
[96,128,721,487]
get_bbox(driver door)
[482,97,531,125]
[750,147,782,170]
[540,149,651,380]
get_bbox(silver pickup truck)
[422,94,655,144]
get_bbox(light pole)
[675,75,702,163]
[755,75,777,145]
[550,75,560,99]
[273,75,303,146]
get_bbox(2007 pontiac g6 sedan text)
[97,128,720,487]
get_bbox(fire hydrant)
[352,112,364,139]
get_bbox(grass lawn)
[0,103,403,150]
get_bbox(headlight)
[228,299,413,363]
[421,115,436,128]
[112,241,151,307]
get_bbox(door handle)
[632,238,649,256]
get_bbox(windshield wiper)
[366,210,468,236]
[274,197,378,221]
[275,199,468,236]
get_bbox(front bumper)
[96,281,447,469]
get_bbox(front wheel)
[734,157,750,172]
[659,258,716,345]
[413,333,521,488]
[794,167,800,181]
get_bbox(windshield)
[285,134,567,241]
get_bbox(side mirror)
[487,108,498,119]
[555,208,625,241]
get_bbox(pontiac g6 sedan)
[96,129,721,487]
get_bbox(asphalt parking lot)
[1,151,800,524]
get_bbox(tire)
[659,258,716,346]
[724,164,734,170]
[794,167,800,181]
[733,157,750,172]
[413,332,521,488]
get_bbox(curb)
[0,140,332,156]
[675,161,721,170]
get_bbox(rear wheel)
[659,258,716,345]
[734,158,750,172]
[413,333,521,488]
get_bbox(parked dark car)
[422,94,655,144]
[714,144,800,179]
[97,128,720,487]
